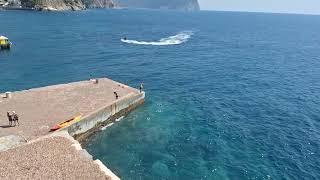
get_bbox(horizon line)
[199,8,320,16]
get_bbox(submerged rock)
[152,161,171,178]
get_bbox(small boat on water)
[0,36,11,50]
[50,115,82,131]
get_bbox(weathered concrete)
[0,78,139,140]
[0,135,112,180]
[0,135,26,151]
[67,92,145,141]
[0,78,145,180]
[54,130,121,180]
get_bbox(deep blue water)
[1,9,320,180]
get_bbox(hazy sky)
[199,0,320,15]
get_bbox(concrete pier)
[0,78,145,179]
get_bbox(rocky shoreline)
[0,0,116,11]
[0,0,200,11]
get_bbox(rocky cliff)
[0,0,199,11]
[84,0,115,8]
[114,0,200,11]
[32,0,85,11]
[0,0,115,10]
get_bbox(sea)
[1,9,320,180]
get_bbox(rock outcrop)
[84,0,115,8]
[0,0,198,11]
[34,0,85,11]
[115,0,200,11]
[0,0,115,10]
[0,0,21,7]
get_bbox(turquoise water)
[1,9,320,179]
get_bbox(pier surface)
[0,136,111,180]
[0,78,138,140]
[0,78,144,179]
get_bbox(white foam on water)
[115,116,124,122]
[121,31,193,46]
[100,116,125,131]
[101,122,114,131]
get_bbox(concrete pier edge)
[52,131,121,180]
[64,91,145,141]
[57,91,145,179]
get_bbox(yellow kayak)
[50,115,82,131]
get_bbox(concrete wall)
[66,92,145,138]
[60,91,145,180]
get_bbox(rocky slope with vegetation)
[0,0,199,11]
[0,0,115,10]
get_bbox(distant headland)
[0,0,200,11]
[114,0,200,11]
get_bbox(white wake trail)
[121,31,193,46]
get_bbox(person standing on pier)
[140,83,144,93]
[114,92,119,99]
